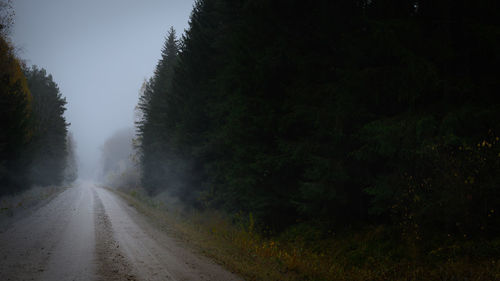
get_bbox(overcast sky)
[12,0,195,179]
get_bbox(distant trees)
[64,132,78,183]
[100,128,139,189]
[136,0,500,237]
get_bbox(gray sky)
[12,0,195,179]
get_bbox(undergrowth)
[112,188,500,281]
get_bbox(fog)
[99,127,138,188]
[11,0,195,179]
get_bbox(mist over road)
[0,183,240,281]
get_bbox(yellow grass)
[113,188,500,281]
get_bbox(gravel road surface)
[0,182,240,281]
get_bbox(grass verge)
[0,185,68,222]
[111,188,500,281]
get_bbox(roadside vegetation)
[113,187,500,281]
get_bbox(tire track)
[93,189,137,281]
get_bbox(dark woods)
[136,0,500,243]
[0,2,74,195]
[24,67,71,187]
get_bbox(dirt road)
[0,182,241,281]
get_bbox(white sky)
[12,0,195,179]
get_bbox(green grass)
[112,188,500,281]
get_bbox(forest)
[0,2,76,196]
[130,0,500,278]
[137,0,500,235]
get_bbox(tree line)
[0,2,76,196]
[136,0,500,242]
[100,127,139,189]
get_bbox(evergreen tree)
[136,0,500,236]
[136,27,179,195]
[25,66,69,186]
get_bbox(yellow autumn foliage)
[0,35,32,105]
[0,35,32,140]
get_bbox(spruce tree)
[25,66,69,186]
[137,27,179,195]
